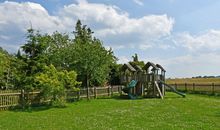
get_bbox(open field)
[166,78,220,84]
[0,93,220,130]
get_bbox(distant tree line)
[192,76,220,78]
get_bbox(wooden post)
[162,83,165,96]
[77,90,80,100]
[193,83,195,92]
[154,81,163,99]
[212,83,215,95]
[141,83,144,96]
[87,87,90,100]
[117,85,120,93]
[94,87,97,98]
[185,83,187,91]
[108,86,110,96]
[119,86,122,95]
[153,74,156,96]
[111,86,113,96]
[21,89,25,109]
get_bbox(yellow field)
[166,78,220,84]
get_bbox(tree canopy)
[69,20,116,87]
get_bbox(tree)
[132,53,138,62]
[0,49,10,89]
[109,63,122,85]
[47,31,71,70]
[18,28,50,90]
[0,47,20,89]
[69,20,116,87]
[129,53,145,68]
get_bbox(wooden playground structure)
[120,62,185,99]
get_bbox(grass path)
[0,93,220,130]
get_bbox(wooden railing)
[168,83,220,94]
[0,86,123,111]
[74,85,122,99]
[0,90,41,110]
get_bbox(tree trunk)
[86,74,90,100]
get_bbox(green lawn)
[0,93,220,130]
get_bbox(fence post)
[87,87,90,100]
[94,87,97,99]
[193,83,195,92]
[212,83,215,95]
[118,85,120,93]
[108,86,110,96]
[185,83,187,91]
[21,89,25,109]
[111,86,113,96]
[77,90,80,100]
[120,86,123,95]
[118,86,122,95]
[175,83,177,90]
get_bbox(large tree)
[17,28,50,90]
[69,20,116,87]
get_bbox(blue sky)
[1,0,220,78]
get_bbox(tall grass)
[166,78,220,84]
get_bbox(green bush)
[35,64,80,107]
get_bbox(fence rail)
[0,86,123,111]
[168,83,220,94]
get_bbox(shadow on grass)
[112,95,132,100]
[164,96,184,99]
[9,105,50,113]
[112,95,161,100]
[9,104,67,113]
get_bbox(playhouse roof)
[143,62,159,70]
[130,64,143,72]
[121,63,136,72]
[156,64,166,72]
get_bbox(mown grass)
[166,78,220,84]
[0,93,220,130]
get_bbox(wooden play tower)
[120,62,166,99]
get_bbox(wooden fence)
[2,83,219,110]
[66,85,123,100]
[168,83,220,94]
[0,86,123,111]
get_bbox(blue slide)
[122,80,138,99]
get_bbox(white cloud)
[133,0,144,6]
[0,0,174,51]
[117,56,130,64]
[0,35,9,40]
[175,30,220,51]
[139,44,152,50]
[0,1,65,33]
[161,53,220,78]
[61,1,174,37]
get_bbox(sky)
[1,0,220,78]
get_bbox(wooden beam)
[154,81,164,99]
